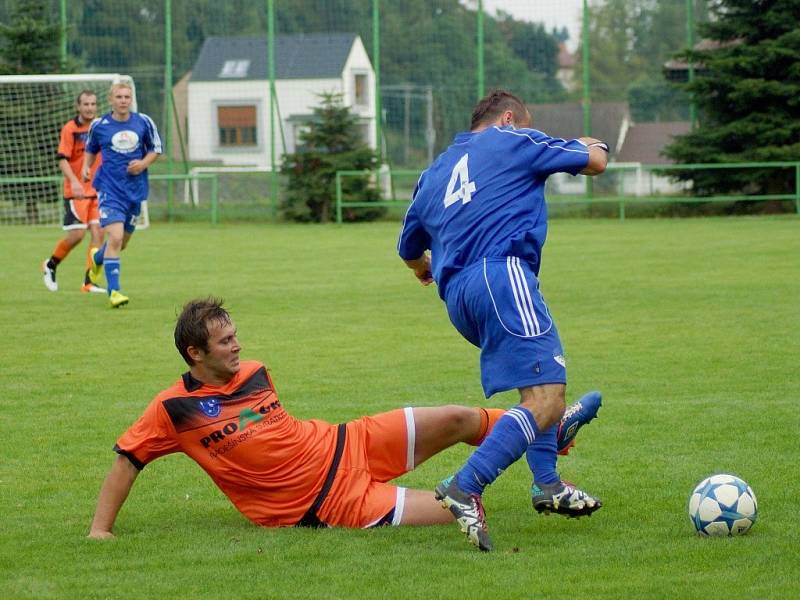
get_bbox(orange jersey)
[58,116,100,198]
[115,360,338,527]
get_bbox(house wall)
[186,38,377,169]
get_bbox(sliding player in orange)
[88,298,599,537]
[42,90,105,293]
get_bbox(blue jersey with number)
[86,111,162,202]
[397,126,589,298]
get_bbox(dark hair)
[75,89,96,104]
[470,89,528,130]
[174,297,231,366]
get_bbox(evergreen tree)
[280,93,381,223]
[664,0,800,200]
[0,0,62,74]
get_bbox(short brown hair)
[470,89,528,130]
[174,297,231,365]
[75,89,96,104]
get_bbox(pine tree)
[664,0,800,201]
[0,0,61,75]
[280,93,381,223]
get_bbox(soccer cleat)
[109,290,129,308]
[42,260,58,291]
[87,247,103,286]
[531,481,602,518]
[434,476,493,552]
[81,283,107,294]
[557,391,602,456]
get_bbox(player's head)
[470,89,531,131]
[108,81,133,115]
[75,90,97,121]
[175,298,240,380]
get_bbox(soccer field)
[2,217,798,599]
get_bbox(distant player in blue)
[82,81,162,308]
[397,90,609,551]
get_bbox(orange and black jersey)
[115,360,338,527]
[57,116,100,199]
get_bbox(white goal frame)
[0,73,150,228]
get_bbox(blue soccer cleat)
[435,475,493,552]
[557,391,602,456]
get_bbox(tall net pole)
[373,0,382,164]
[477,0,484,100]
[164,0,174,219]
[686,0,697,129]
[268,0,278,215]
[582,0,592,198]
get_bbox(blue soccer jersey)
[397,126,589,298]
[86,111,162,203]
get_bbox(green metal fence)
[335,162,800,224]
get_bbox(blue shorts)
[98,191,140,233]
[444,257,566,397]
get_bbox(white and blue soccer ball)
[688,474,757,536]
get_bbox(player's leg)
[82,202,105,293]
[101,222,127,307]
[42,200,87,291]
[411,406,505,467]
[398,489,455,525]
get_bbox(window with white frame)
[354,72,369,106]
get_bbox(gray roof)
[527,102,629,154]
[616,121,691,164]
[191,33,359,82]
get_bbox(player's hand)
[412,255,433,286]
[126,160,145,175]
[71,180,85,198]
[81,167,91,182]
[87,529,115,540]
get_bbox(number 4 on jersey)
[443,153,477,208]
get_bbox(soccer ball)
[688,474,757,536]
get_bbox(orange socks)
[51,239,72,263]
[468,408,506,446]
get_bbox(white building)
[184,33,376,169]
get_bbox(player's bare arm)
[88,454,140,539]
[82,151,97,182]
[126,151,159,176]
[404,254,433,286]
[58,158,85,198]
[577,137,609,176]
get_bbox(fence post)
[686,0,697,129]
[336,172,343,224]
[268,0,278,217]
[211,175,219,225]
[796,163,800,214]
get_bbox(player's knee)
[440,405,476,437]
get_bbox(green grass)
[1,217,799,599]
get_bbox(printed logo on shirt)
[198,398,221,417]
[111,130,140,153]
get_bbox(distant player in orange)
[42,90,105,293]
[88,298,598,538]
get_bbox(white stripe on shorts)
[512,257,541,335]
[392,487,407,526]
[404,406,415,470]
[506,257,534,336]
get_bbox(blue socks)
[93,243,107,267]
[525,425,559,485]
[104,257,121,294]
[456,406,540,495]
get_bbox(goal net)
[0,73,148,227]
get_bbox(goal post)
[0,73,149,228]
